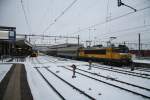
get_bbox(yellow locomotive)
[79,46,132,65]
[56,45,132,65]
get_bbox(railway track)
[34,60,95,100]
[75,67,150,92]
[34,57,150,99]
[91,65,150,79]
[59,66,150,99]
[94,64,150,77]
[45,67,95,100]
[136,68,150,72]
[42,57,57,63]
[43,56,150,78]
[35,67,66,100]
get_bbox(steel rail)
[75,67,150,92]
[94,65,150,77]
[60,66,150,99]
[45,67,96,100]
[92,65,150,79]
[35,67,66,100]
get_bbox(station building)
[0,26,32,60]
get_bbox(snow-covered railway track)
[35,67,66,100]
[45,67,95,100]
[92,65,150,79]
[42,56,150,78]
[34,60,95,100]
[60,66,150,99]
[75,67,150,92]
[136,68,150,72]
[95,65,150,77]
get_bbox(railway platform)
[0,64,33,100]
[133,59,150,68]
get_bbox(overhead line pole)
[138,33,141,57]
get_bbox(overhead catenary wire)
[71,6,150,35]
[43,0,78,33]
[37,0,53,32]
[20,0,32,34]
[101,24,150,37]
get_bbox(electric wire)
[37,0,53,31]
[71,6,150,34]
[101,24,150,37]
[20,0,32,34]
[43,0,78,33]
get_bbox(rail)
[45,67,95,100]
[34,67,66,100]
[60,66,150,99]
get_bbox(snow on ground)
[40,68,90,100]
[26,55,150,100]
[1,55,150,100]
[97,64,150,75]
[133,59,150,64]
[24,59,62,100]
[78,65,150,89]
[0,64,12,82]
[47,65,147,100]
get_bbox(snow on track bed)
[42,56,150,89]
[77,65,150,89]
[35,67,66,100]
[32,56,150,100]
[133,60,150,64]
[25,61,61,100]
[92,65,150,79]
[47,65,148,100]
[60,66,150,98]
[93,64,150,77]
[75,67,150,91]
[36,67,95,100]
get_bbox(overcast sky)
[0,0,150,45]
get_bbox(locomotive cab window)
[113,48,129,53]
[84,49,106,54]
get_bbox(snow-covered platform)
[133,59,150,68]
[133,59,150,64]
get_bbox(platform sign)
[9,31,16,40]
[0,30,16,40]
[0,31,9,39]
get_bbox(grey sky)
[0,0,150,45]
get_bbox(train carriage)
[49,44,132,65]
